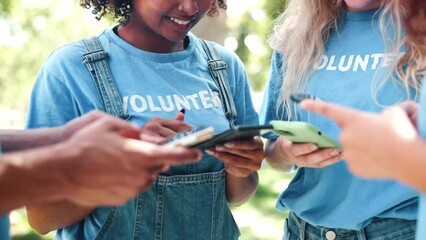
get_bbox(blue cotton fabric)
[260,9,418,230]
[26,27,258,239]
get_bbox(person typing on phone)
[260,0,423,239]
[24,0,264,239]
[0,110,202,240]
[299,0,426,238]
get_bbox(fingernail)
[205,150,215,155]
[310,144,318,151]
[216,146,225,151]
[179,109,185,114]
[330,149,340,156]
[224,142,234,148]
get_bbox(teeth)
[169,17,190,25]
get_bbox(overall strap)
[81,36,130,120]
[200,40,237,128]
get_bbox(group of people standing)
[1,0,426,239]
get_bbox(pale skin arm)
[301,99,426,192]
[206,137,264,206]
[27,111,198,234]
[263,134,343,171]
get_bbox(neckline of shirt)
[342,8,382,21]
[104,26,196,63]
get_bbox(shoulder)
[190,34,244,69]
[43,41,86,68]
[41,29,111,73]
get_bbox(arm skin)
[25,111,200,235]
[0,128,59,152]
[390,136,426,193]
[301,99,426,193]
[264,135,343,171]
[0,141,85,214]
[264,138,298,172]
[225,172,259,207]
[207,137,265,206]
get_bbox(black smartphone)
[290,93,314,103]
[193,124,274,149]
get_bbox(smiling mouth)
[169,17,192,26]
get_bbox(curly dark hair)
[80,0,227,24]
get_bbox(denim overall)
[77,37,241,240]
[284,212,416,240]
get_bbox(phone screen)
[164,126,215,147]
[193,124,273,149]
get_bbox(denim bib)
[90,169,239,240]
[57,37,241,240]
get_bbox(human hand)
[54,110,118,143]
[206,137,265,177]
[139,111,193,143]
[395,100,419,128]
[301,99,418,178]
[273,136,342,168]
[60,112,202,206]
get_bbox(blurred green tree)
[0,0,108,112]
[227,0,286,91]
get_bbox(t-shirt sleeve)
[25,61,80,129]
[259,51,287,140]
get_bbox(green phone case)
[270,120,343,151]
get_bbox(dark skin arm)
[206,137,264,206]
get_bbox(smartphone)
[270,120,343,150]
[290,93,314,103]
[164,126,215,147]
[193,124,274,149]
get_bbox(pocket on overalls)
[94,199,138,240]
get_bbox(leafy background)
[0,0,294,239]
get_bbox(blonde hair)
[269,0,425,119]
[382,0,426,96]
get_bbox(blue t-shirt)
[26,26,258,239]
[26,27,257,131]
[260,9,418,230]
[0,215,9,240]
[416,75,426,239]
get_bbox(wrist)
[0,143,77,211]
[394,137,426,192]
[265,139,296,172]
[26,142,80,202]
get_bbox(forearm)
[225,172,258,206]
[265,140,297,172]
[27,202,93,235]
[0,143,74,213]
[0,128,59,152]
[393,137,426,193]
